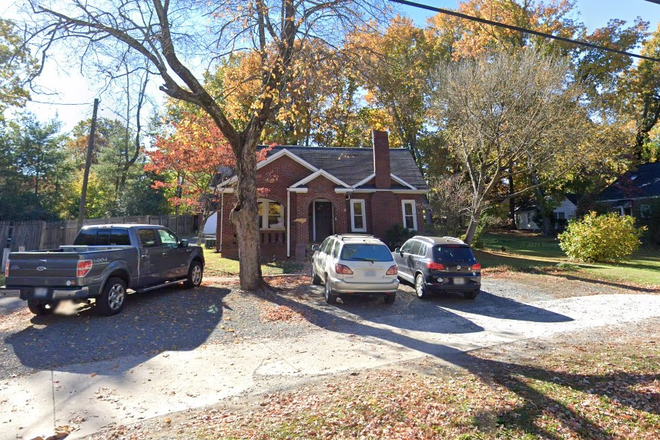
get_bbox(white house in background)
[516,195,578,230]
[203,212,217,236]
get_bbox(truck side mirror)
[179,239,189,248]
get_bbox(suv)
[311,234,399,304]
[393,236,481,299]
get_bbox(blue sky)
[13,0,660,130]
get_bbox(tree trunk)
[230,137,266,291]
[531,174,554,236]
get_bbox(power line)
[28,100,92,106]
[390,0,660,63]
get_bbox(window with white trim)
[350,199,367,232]
[401,200,417,230]
[257,199,284,230]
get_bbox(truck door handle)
[141,254,148,259]
[162,252,168,256]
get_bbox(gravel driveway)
[1,272,658,438]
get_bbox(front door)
[313,201,334,242]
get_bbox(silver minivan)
[311,234,399,304]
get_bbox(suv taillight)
[77,260,93,278]
[4,259,9,277]
[335,264,354,275]
[426,262,445,270]
[386,265,398,275]
[472,263,482,270]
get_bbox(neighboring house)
[215,130,429,261]
[598,162,660,218]
[516,195,578,230]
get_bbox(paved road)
[1,278,659,439]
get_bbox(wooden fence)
[0,215,198,251]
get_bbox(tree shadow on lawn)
[533,271,659,293]
[4,284,230,373]
[249,285,657,439]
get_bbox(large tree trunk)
[230,137,266,291]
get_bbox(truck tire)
[184,260,204,288]
[27,300,59,316]
[97,277,127,316]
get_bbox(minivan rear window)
[340,244,394,262]
[433,245,476,263]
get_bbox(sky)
[9,0,660,132]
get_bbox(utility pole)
[78,98,100,231]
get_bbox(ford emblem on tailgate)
[36,266,47,272]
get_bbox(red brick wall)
[373,130,391,189]
[216,152,425,261]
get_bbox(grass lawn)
[478,231,660,288]
[202,248,305,277]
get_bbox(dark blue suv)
[393,236,481,299]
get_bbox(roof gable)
[263,146,428,190]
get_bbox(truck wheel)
[97,277,127,316]
[27,300,59,316]
[184,260,204,288]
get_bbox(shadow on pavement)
[436,290,575,323]
[4,285,230,373]
[248,282,649,439]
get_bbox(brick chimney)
[372,130,391,189]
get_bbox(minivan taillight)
[77,260,93,278]
[472,263,482,271]
[335,264,354,275]
[426,262,445,270]
[386,265,398,275]
[4,259,9,277]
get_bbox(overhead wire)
[389,0,660,63]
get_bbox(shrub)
[384,223,415,250]
[558,212,645,263]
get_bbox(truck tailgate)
[6,252,81,287]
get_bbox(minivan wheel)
[463,289,480,300]
[324,280,337,304]
[415,274,427,299]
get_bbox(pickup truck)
[2,224,204,316]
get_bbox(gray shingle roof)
[266,146,428,190]
[599,162,660,201]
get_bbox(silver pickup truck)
[2,224,204,316]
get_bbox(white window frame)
[350,199,367,232]
[401,200,418,231]
[257,198,285,230]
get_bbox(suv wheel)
[415,273,427,299]
[463,290,480,300]
[324,279,337,304]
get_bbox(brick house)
[215,130,428,261]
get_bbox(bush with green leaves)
[558,212,645,263]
